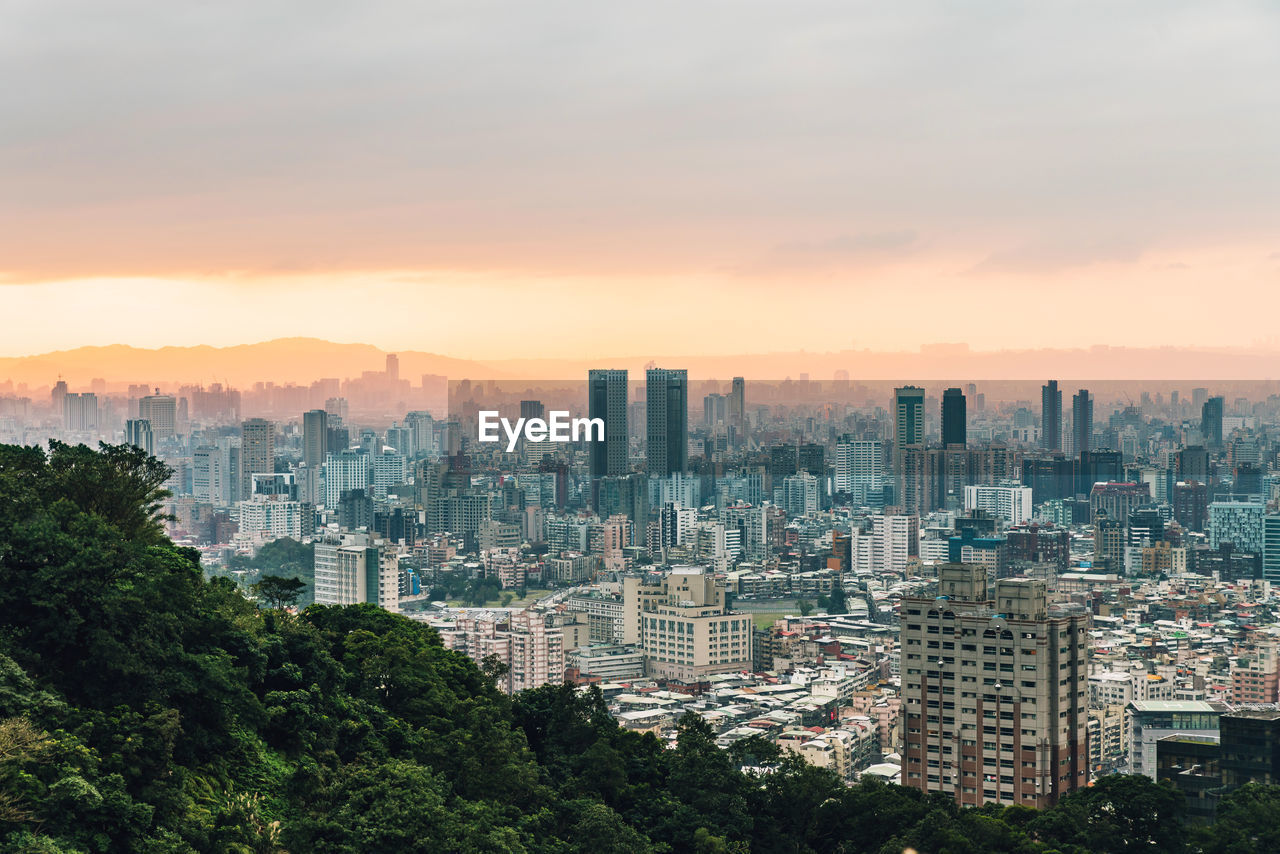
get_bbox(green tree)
[252,575,306,609]
[1030,773,1187,853]
[284,760,466,853]
[828,583,848,614]
[1198,783,1280,854]
[796,599,814,617]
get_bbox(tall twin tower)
[588,369,743,482]
[1040,380,1092,454]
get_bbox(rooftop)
[1129,700,1218,713]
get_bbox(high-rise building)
[1041,381,1062,451]
[1158,708,1280,822]
[193,442,238,506]
[1089,482,1150,525]
[125,419,153,456]
[1264,514,1280,585]
[962,485,1034,525]
[834,438,883,496]
[138,390,177,439]
[588,370,628,485]
[597,473,649,544]
[302,409,329,470]
[1173,481,1209,532]
[62,392,98,432]
[313,531,399,609]
[894,386,925,457]
[622,567,751,682]
[729,377,745,430]
[1071,389,1093,456]
[1201,396,1225,448]
[325,397,349,422]
[1127,508,1165,547]
[942,387,967,448]
[1132,701,1223,781]
[1022,455,1075,504]
[798,443,825,477]
[1078,449,1124,497]
[324,449,370,510]
[1176,446,1211,484]
[520,400,545,421]
[900,565,1089,807]
[894,386,926,505]
[239,418,275,502]
[702,393,726,426]
[782,472,819,516]
[50,379,68,414]
[1209,500,1265,554]
[646,368,688,477]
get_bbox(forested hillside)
[1,442,1278,853]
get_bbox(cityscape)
[7,352,1280,824]
[6,0,1280,851]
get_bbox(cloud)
[1,2,1278,282]
[728,230,922,277]
[966,238,1147,275]
[775,231,920,255]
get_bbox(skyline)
[7,337,1280,388]
[4,2,1280,356]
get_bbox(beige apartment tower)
[623,567,752,683]
[899,564,1089,808]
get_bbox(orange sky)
[3,3,1278,359]
[3,248,1278,361]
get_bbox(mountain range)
[3,338,1280,390]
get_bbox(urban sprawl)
[7,358,1280,822]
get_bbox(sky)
[3,1,1279,359]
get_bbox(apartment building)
[622,567,753,682]
[900,563,1089,807]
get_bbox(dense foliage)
[1,442,1278,852]
[225,538,315,606]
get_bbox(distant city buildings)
[14,359,1280,794]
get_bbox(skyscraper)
[893,386,925,480]
[520,400,545,421]
[303,409,329,470]
[62,392,98,432]
[1201,396,1224,448]
[50,379,68,414]
[323,449,370,510]
[125,419,153,456]
[240,418,276,501]
[941,387,966,447]
[1264,514,1280,585]
[729,376,745,429]
[138,390,177,439]
[1071,389,1092,456]
[900,564,1088,807]
[646,368,688,477]
[834,438,883,495]
[1041,380,1061,451]
[702,393,726,426]
[588,370,628,483]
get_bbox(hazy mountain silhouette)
[3,339,1280,390]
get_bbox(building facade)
[900,564,1089,808]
